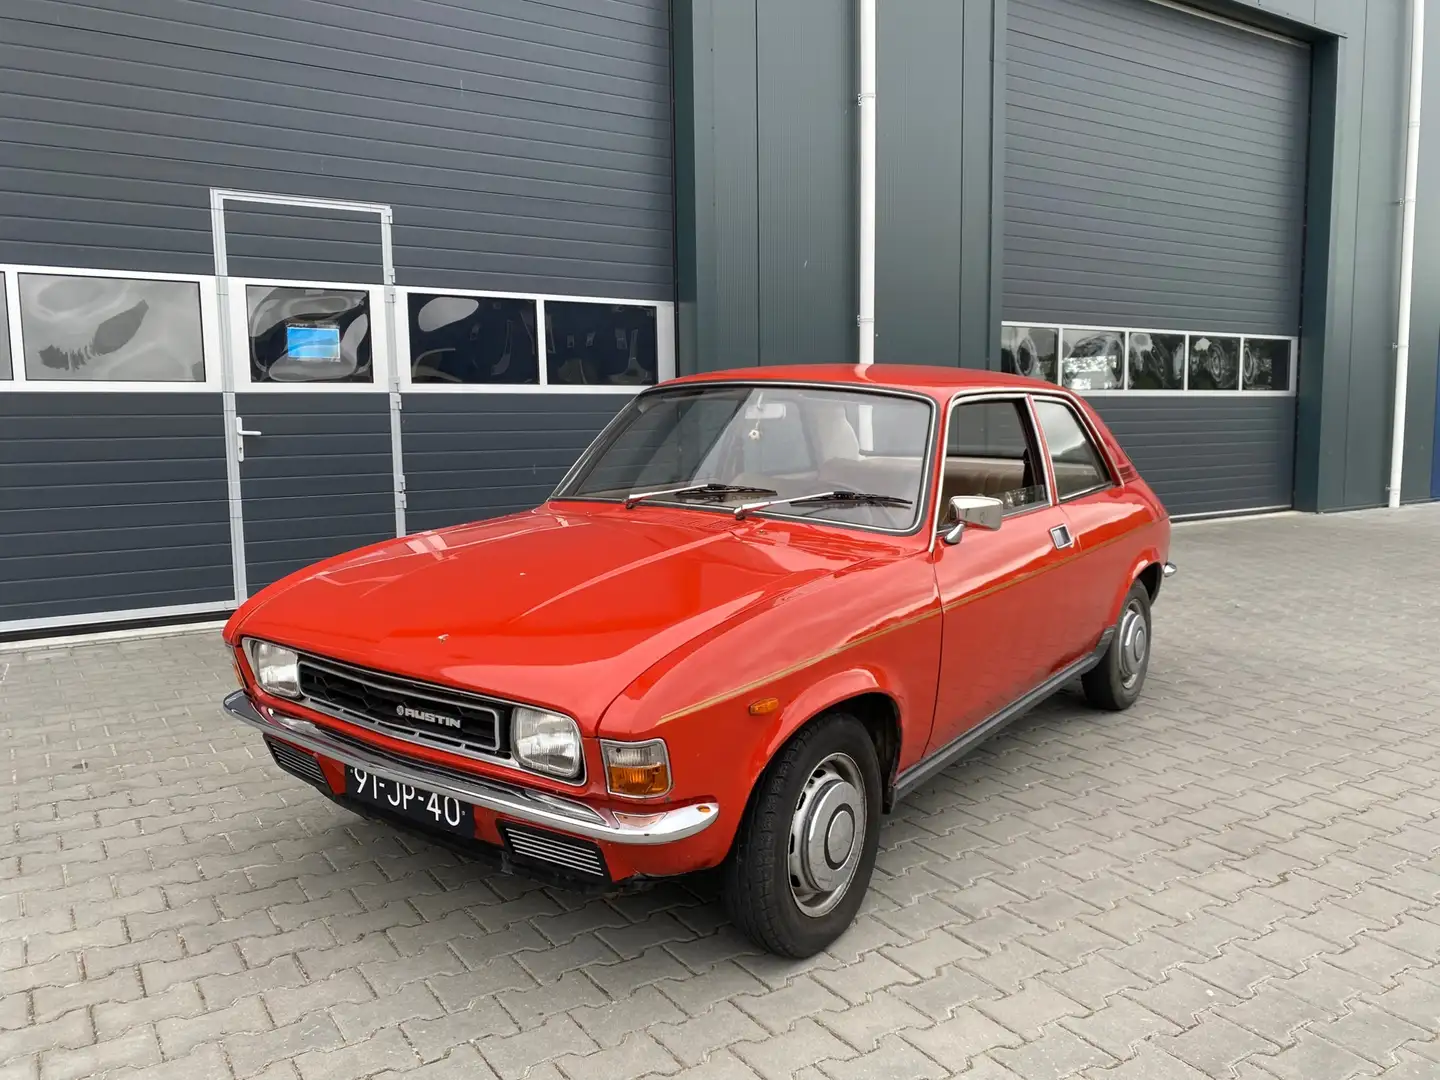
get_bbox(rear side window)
[1033,399,1114,501]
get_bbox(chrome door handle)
[1049,524,1074,550]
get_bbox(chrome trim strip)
[225,691,719,846]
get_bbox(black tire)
[723,713,882,958]
[1082,579,1152,711]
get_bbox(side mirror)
[942,495,1003,546]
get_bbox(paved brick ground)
[4,505,1440,1079]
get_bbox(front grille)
[296,654,507,762]
[500,823,608,878]
[266,737,328,788]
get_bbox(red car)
[223,365,1172,957]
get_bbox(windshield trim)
[548,379,940,538]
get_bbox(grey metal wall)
[673,0,855,371]
[401,395,625,533]
[0,0,673,299]
[875,0,997,368]
[1004,0,1311,335]
[235,394,395,594]
[1092,396,1295,517]
[0,394,232,626]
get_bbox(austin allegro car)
[223,365,1173,957]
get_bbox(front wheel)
[1082,580,1152,711]
[723,714,882,958]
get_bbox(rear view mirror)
[943,495,1003,545]
[744,402,788,421]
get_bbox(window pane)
[1187,334,1240,390]
[0,277,10,380]
[248,286,373,384]
[1127,332,1185,390]
[942,400,1048,520]
[19,275,205,382]
[1034,399,1112,500]
[1243,338,1292,391]
[1001,325,1058,383]
[408,293,538,385]
[561,386,931,531]
[546,301,657,386]
[1061,329,1123,391]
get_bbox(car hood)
[235,505,885,726]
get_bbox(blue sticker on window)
[287,324,341,361]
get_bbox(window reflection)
[1001,325,1058,383]
[19,274,205,382]
[1243,338,1291,391]
[1061,329,1123,391]
[1127,332,1185,390]
[0,278,10,380]
[409,293,538,384]
[545,302,657,386]
[247,286,373,383]
[1187,335,1240,391]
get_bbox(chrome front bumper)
[223,690,719,846]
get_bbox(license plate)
[345,766,474,838]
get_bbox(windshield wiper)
[733,490,913,520]
[624,482,779,509]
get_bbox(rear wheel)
[723,713,882,958]
[1082,580,1152,711]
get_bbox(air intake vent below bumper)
[500,823,608,878]
[266,737,328,789]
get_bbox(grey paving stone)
[4,505,1440,1080]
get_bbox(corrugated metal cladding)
[1005,0,1310,517]
[0,0,673,298]
[0,395,233,624]
[1005,0,1311,333]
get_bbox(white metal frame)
[0,263,223,392]
[1001,321,1300,397]
[0,600,234,638]
[210,188,405,601]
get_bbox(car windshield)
[556,384,935,532]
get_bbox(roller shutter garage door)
[1003,0,1309,517]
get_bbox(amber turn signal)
[748,697,780,716]
[600,739,672,798]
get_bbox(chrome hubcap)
[788,753,867,917]
[1118,600,1149,689]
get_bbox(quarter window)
[1034,399,1113,500]
[940,399,1049,524]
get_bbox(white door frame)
[209,188,405,603]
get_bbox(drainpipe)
[1388,0,1425,508]
[857,0,877,367]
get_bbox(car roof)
[664,364,1069,403]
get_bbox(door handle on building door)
[236,416,262,463]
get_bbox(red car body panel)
[224,365,1170,882]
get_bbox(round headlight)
[247,640,301,699]
[512,707,582,779]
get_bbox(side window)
[1033,399,1114,500]
[940,399,1049,525]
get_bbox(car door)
[928,396,1073,755]
[1031,396,1138,660]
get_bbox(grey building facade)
[1,0,1436,635]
